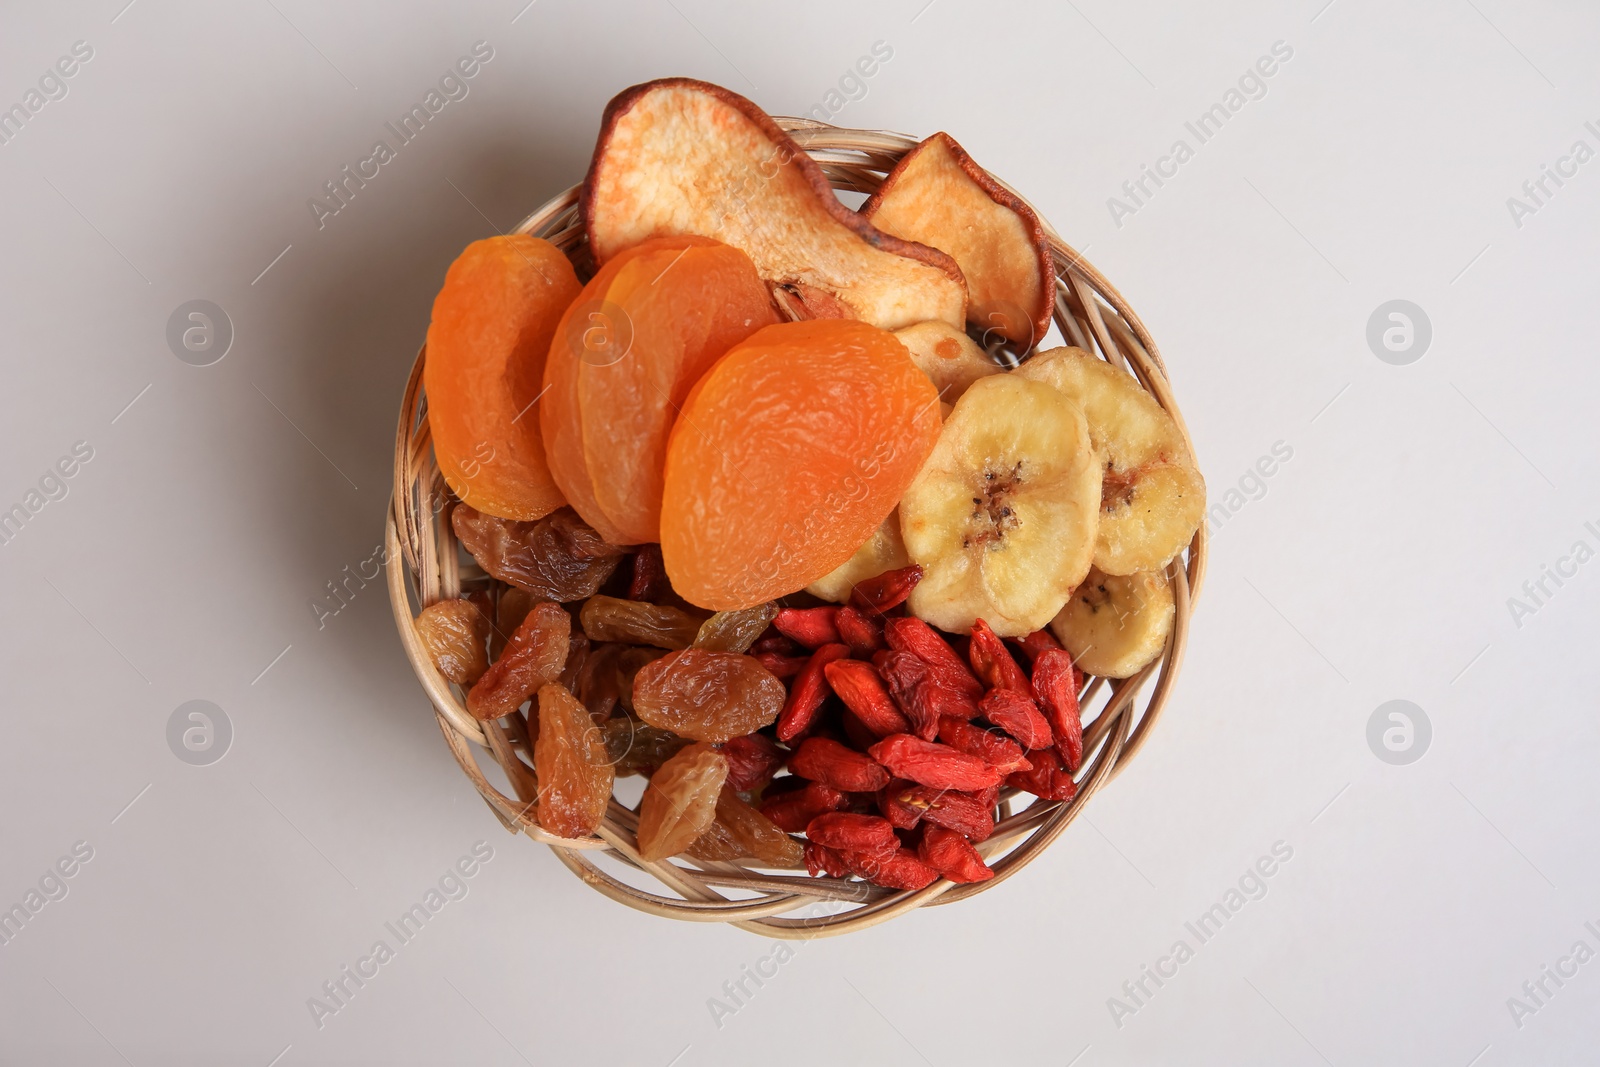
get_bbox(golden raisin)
[600,717,691,777]
[580,595,703,650]
[452,504,626,602]
[467,602,570,721]
[693,602,779,653]
[416,598,490,685]
[631,650,786,742]
[714,785,804,867]
[636,743,728,861]
[533,683,614,838]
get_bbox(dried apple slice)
[862,132,1053,348]
[583,78,966,331]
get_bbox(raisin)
[968,618,1031,693]
[790,737,891,793]
[937,717,1033,776]
[823,659,911,737]
[867,734,1003,792]
[835,606,885,654]
[979,688,1052,750]
[467,602,570,721]
[693,601,779,653]
[883,617,983,698]
[600,717,690,777]
[1006,745,1078,801]
[775,643,851,742]
[722,733,783,792]
[533,683,614,838]
[685,815,745,861]
[632,649,786,742]
[636,743,728,861]
[1032,649,1084,771]
[494,587,537,660]
[416,598,490,685]
[761,779,847,832]
[918,825,993,883]
[628,543,670,602]
[805,812,898,854]
[452,504,626,602]
[715,786,804,867]
[580,595,703,650]
[772,606,842,649]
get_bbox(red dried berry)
[806,812,899,854]
[761,779,848,833]
[772,607,842,650]
[752,651,808,680]
[1032,649,1084,771]
[883,616,983,698]
[848,564,923,614]
[878,652,978,740]
[878,778,924,829]
[900,786,995,841]
[867,734,1003,792]
[918,825,994,883]
[823,659,912,737]
[751,630,801,656]
[968,618,1032,693]
[722,732,784,792]
[790,737,891,793]
[1014,628,1064,664]
[937,717,1033,776]
[1007,746,1078,801]
[839,708,880,752]
[776,642,851,742]
[804,840,851,878]
[979,688,1053,750]
[841,847,939,890]
[627,544,670,603]
[835,605,885,654]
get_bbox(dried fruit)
[1015,347,1204,575]
[685,816,745,861]
[918,825,994,884]
[636,743,728,861]
[822,659,912,738]
[722,732,783,792]
[694,601,779,653]
[628,544,670,602]
[849,564,923,615]
[761,779,847,833]
[835,606,885,655]
[978,688,1051,750]
[878,651,979,741]
[773,607,842,650]
[632,649,786,742]
[533,683,614,838]
[968,618,1032,693]
[494,587,537,660]
[585,78,966,330]
[660,319,942,610]
[452,504,626,602]
[752,652,808,680]
[937,717,1033,776]
[1050,566,1175,679]
[806,515,910,604]
[580,595,703,650]
[1006,745,1078,802]
[867,734,1003,792]
[882,616,983,698]
[416,598,490,685]
[467,602,571,720]
[424,235,581,520]
[601,717,690,777]
[1015,627,1064,664]
[715,786,804,867]
[805,812,898,854]
[899,373,1100,636]
[895,786,995,841]
[776,643,851,742]
[841,847,939,890]
[892,321,1005,401]
[542,236,779,544]
[1031,648,1083,771]
[790,737,891,793]
[804,841,851,878]
[879,780,925,830]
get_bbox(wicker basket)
[386,119,1207,938]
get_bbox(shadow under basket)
[386,119,1208,938]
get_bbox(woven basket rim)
[385,117,1208,937]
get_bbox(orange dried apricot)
[542,235,778,544]
[660,319,941,609]
[425,235,581,520]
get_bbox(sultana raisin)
[632,650,786,742]
[533,683,614,838]
[715,786,804,867]
[467,602,570,720]
[453,504,626,602]
[580,595,703,650]
[600,717,690,777]
[685,814,745,861]
[494,587,537,660]
[416,598,490,685]
[693,601,779,653]
[636,743,728,861]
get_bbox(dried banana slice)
[807,513,911,604]
[1051,566,1174,679]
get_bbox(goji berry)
[823,659,912,737]
[1030,648,1083,770]
[752,651,808,680]
[760,779,847,832]
[968,618,1032,693]
[902,785,995,841]
[773,606,842,649]
[1007,746,1078,801]
[979,688,1052,750]
[918,825,994,884]
[804,840,850,878]
[849,564,923,614]
[751,630,801,656]
[883,616,983,698]
[1013,627,1064,664]
[839,707,881,753]
[878,652,978,741]
[627,544,670,603]
[790,737,891,793]
[937,717,1033,776]
[867,734,1003,791]
[722,732,783,792]
[878,778,924,829]
[776,642,851,742]
[835,605,885,654]
[841,847,939,890]
[805,812,899,854]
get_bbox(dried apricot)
[636,743,728,861]
[533,683,614,838]
[466,602,570,721]
[416,598,490,685]
[542,236,778,544]
[631,650,786,742]
[425,235,581,520]
[452,504,626,602]
[660,319,941,610]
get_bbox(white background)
[2,1,1598,1064]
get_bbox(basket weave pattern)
[386,121,1207,937]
